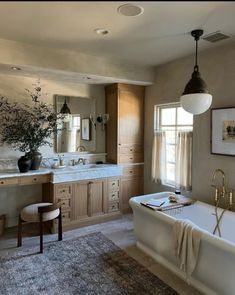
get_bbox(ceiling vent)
[202,31,231,43]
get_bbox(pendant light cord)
[194,38,198,72]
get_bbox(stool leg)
[39,213,43,254]
[58,207,62,241]
[17,215,22,247]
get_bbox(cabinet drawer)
[56,197,71,211]
[61,211,71,223]
[55,211,71,225]
[19,174,51,185]
[108,201,120,213]
[108,179,120,191]
[119,145,143,154]
[119,153,143,164]
[123,165,143,177]
[0,177,19,186]
[109,191,119,202]
[55,184,72,197]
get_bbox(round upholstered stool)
[17,202,62,253]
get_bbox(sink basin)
[67,164,97,170]
[51,164,123,183]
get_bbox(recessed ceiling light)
[94,28,109,35]
[11,66,21,71]
[117,4,144,17]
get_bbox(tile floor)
[0,214,202,295]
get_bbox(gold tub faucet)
[211,169,226,201]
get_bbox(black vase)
[26,150,43,170]
[18,156,31,173]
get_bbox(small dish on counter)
[53,165,67,169]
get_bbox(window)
[155,103,193,187]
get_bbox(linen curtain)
[175,131,193,191]
[151,131,166,184]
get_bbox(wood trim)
[38,202,61,213]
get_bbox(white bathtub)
[129,192,235,295]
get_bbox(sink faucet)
[77,158,87,165]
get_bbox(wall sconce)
[89,114,109,130]
[96,114,109,130]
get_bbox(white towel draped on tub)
[173,219,203,280]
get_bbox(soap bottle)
[58,155,64,167]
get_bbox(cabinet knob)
[130,149,133,152]
[130,158,133,160]
[34,178,37,181]
[0,181,4,184]
[62,190,65,193]
[129,171,133,173]
[112,194,115,197]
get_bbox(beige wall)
[0,38,154,84]
[144,41,235,205]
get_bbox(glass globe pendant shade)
[180,67,212,115]
[180,93,212,115]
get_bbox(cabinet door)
[118,87,144,146]
[73,181,89,220]
[89,179,108,217]
[121,177,143,212]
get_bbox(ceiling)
[0,1,234,67]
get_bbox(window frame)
[155,103,193,187]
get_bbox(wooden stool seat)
[17,202,62,253]
[21,203,60,222]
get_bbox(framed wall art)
[81,118,91,141]
[211,107,235,156]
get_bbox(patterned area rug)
[0,232,178,295]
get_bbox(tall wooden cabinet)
[105,83,145,213]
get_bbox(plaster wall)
[144,41,235,205]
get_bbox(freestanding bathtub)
[130,192,235,295]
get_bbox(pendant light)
[60,97,71,114]
[180,29,212,115]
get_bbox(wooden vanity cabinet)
[74,179,108,219]
[42,177,121,232]
[121,164,144,213]
[105,83,145,212]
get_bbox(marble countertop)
[0,168,52,179]
[0,164,123,183]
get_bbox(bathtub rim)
[130,192,235,254]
